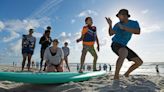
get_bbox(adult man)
[105,9,143,80]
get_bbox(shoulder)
[41,36,45,39]
[92,26,96,28]
[58,47,62,51]
[62,47,64,49]
[82,26,88,34]
[129,20,139,24]
[92,26,97,30]
[83,26,89,30]
[114,22,120,27]
[83,26,88,28]
[33,36,36,40]
[45,47,50,53]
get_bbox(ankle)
[124,73,129,77]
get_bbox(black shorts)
[111,42,139,61]
[22,48,34,55]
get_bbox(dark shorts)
[40,48,45,59]
[22,48,34,55]
[111,42,139,61]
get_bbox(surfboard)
[0,71,106,84]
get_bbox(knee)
[81,54,86,59]
[94,54,98,60]
[118,48,128,59]
[135,58,143,66]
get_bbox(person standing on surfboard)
[39,26,52,71]
[44,39,64,72]
[62,42,70,72]
[21,29,36,71]
[77,17,100,73]
[105,9,143,80]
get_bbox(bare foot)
[79,70,83,73]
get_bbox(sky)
[0,0,164,65]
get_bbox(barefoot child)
[77,17,100,73]
[62,42,70,72]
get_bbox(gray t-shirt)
[44,47,64,65]
[62,47,70,57]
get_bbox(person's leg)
[88,46,98,71]
[56,65,64,72]
[46,65,55,72]
[43,62,47,71]
[114,48,128,80]
[40,58,43,71]
[79,47,87,73]
[40,49,46,71]
[22,54,27,71]
[65,57,70,72]
[27,54,32,71]
[40,58,43,70]
[124,57,143,77]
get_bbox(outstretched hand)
[105,17,112,26]
[97,45,100,52]
[76,39,81,43]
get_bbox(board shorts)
[111,42,139,61]
[82,45,97,57]
[22,48,34,55]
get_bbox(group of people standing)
[21,26,70,72]
[21,9,143,80]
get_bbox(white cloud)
[58,32,72,44]
[0,17,51,42]
[2,31,20,43]
[30,0,63,18]
[3,17,51,33]
[33,32,43,38]
[141,9,149,14]
[78,10,98,17]
[71,19,75,24]
[142,24,161,33]
[0,21,5,31]
[9,39,22,54]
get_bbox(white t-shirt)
[44,47,64,65]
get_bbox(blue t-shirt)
[112,20,140,46]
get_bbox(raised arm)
[105,17,115,36]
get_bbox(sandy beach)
[0,65,163,92]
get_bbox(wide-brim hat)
[116,9,130,17]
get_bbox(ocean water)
[0,61,164,76]
[66,62,164,76]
